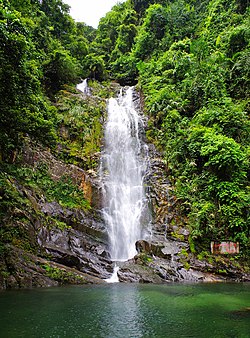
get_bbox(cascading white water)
[101,87,149,262]
[77,79,90,95]
[105,266,120,283]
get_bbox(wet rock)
[39,200,108,241]
[37,226,112,281]
[161,242,181,256]
[41,201,70,217]
[189,257,214,271]
[146,143,189,241]
[136,237,188,260]
[43,245,82,269]
[117,261,164,284]
[0,245,105,289]
[177,268,203,282]
[96,245,109,257]
[1,246,59,289]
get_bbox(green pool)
[0,283,249,337]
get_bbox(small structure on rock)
[211,241,239,255]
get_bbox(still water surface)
[0,283,249,338]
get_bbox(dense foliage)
[0,0,95,160]
[0,0,249,257]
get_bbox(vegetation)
[0,0,249,269]
[55,86,105,169]
[42,263,87,284]
[0,0,96,161]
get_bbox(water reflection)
[100,284,147,338]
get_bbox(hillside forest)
[0,0,249,278]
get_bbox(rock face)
[0,245,105,289]
[145,144,189,240]
[21,139,102,209]
[0,137,113,289]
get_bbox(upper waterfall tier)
[77,79,90,95]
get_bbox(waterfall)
[101,87,150,262]
[77,79,90,95]
[105,266,120,283]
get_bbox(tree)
[0,5,56,160]
[133,4,167,59]
[83,53,106,81]
[43,48,80,94]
